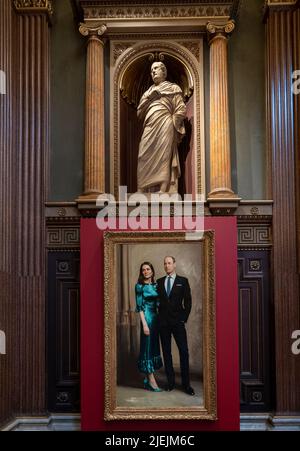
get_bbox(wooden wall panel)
[48,251,80,412]
[238,251,273,412]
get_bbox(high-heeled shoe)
[143,379,163,392]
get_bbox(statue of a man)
[137,62,186,194]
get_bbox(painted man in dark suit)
[157,256,195,395]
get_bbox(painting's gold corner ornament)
[13,0,53,18]
[206,20,235,41]
[79,22,107,38]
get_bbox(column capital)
[206,20,235,43]
[13,0,53,22]
[263,0,299,20]
[79,22,107,39]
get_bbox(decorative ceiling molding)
[82,4,233,20]
[78,0,239,6]
[13,0,53,20]
[73,0,241,33]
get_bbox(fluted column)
[294,6,300,270]
[11,0,52,416]
[78,23,107,201]
[207,21,238,202]
[265,2,300,415]
[0,0,15,425]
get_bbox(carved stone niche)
[112,41,205,198]
[75,0,240,200]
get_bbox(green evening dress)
[135,283,163,374]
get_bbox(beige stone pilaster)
[78,23,107,201]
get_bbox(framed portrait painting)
[104,231,216,421]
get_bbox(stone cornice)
[74,0,241,33]
[78,0,238,6]
[82,4,235,21]
[13,0,53,21]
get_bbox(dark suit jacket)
[157,275,192,326]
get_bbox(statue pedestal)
[207,197,241,216]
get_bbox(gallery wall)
[50,0,85,201]
[229,0,266,200]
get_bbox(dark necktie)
[166,276,172,297]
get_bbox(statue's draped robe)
[137,81,186,191]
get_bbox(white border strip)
[1,414,80,431]
[1,413,300,431]
[0,70,6,95]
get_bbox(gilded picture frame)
[104,231,216,421]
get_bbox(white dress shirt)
[165,273,176,294]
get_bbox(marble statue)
[137,62,186,194]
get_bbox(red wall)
[81,217,240,431]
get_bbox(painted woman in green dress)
[135,262,163,392]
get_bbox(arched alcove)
[111,40,205,199]
[119,52,194,196]
[120,53,194,108]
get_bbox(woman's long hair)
[138,262,156,285]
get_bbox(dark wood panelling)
[238,251,273,412]
[0,0,16,426]
[294,8,300,271]
[0,1,51,425]
[48,252,80,412]
[14,10,50,414]
[266,9,300,414]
